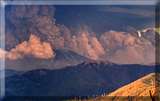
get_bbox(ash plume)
[6,34,55,60]
[5,5,60,50]
[100,31,155,65]
[5,5,155,65]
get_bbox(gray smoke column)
[5,5,60,50]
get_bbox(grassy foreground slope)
[73,73,159,101]
[108,73,158,96]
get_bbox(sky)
[54,5,155,33]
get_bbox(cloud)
[110,44,155,65]
[6,34,55,60]
[63,30,105,60]
[5,5,105,60]
[100,30,155,65]
[59,27,155,64]
[77,32,99,60]
[5,30,19,50]
[5,5,155,65]
[90,37,105,57]
[111,46,145,64]
[99,6,155,17]
[5,5,60,49]
[100,31,126,53]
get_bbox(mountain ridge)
[5,62,155,96]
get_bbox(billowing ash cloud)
[6,34,55,60]
[5,5,155,66]
[5,5,105,60]
[110,44,155,64]
[90,37,105,58]
[5,5,60,50]
[100,31,155,65]
[64,30,105,60]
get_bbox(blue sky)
[54,5,155,33]
[5,5,155,34]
